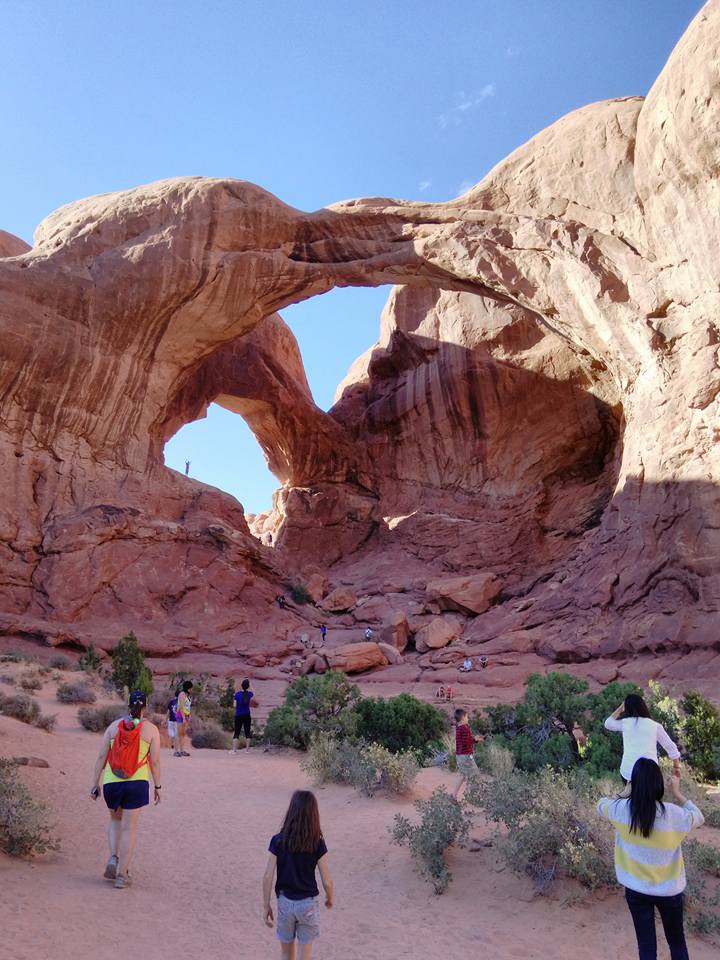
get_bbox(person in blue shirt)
[232,678,257,754]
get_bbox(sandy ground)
[1,673,719,960]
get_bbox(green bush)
[0,759,60,857]
[79,643,102,673]
[19,671,42,692]
[191,720,231,750]
[391,787,472,893]
[353,693,447,759]
[111,632,152,697]
[682,692,720,782]
[56,682,97,704]
[78,703,124,732]
[265,672,360,750]
[684,839,720,940]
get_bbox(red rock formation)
[0,4,718,682]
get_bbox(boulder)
[321,587,358,613]
[415,617,463,654]
[426,572,503,615]
[380,610,410,652]
[321,641,388,674]
[376,641,404,665]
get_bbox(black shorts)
[234,715,252,739]
[103,780,150,811]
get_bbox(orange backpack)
[106,719,148,780]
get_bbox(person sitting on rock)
[364,627,373,641]
[445,685,454,701]
[435,685,445,700]
[277,595,287,609]
[479,656,488,670]
[460,656,473,672]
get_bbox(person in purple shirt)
[231,678,257,754]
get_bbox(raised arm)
[604,704,625,731]
[262,854,277,927]
[318,854,334,908]
[669,773,705,829]
[656,723,681,771]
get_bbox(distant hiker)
[263,790,334,958]
[174,680,194,757]
[460,656,473,672]
[605,694,681,784]
[277,595,287,609]
[454,707,482,798]
[435,684,445,700]
[319,624,327,643]
[184,460,190,476]
[479,655,488,670]
[445,685,454,701]
[89,690,161,889]
[598,760,703,960]
[265,532,273,546]
[364,627,373,641]
[232,678,258,753]
[166,691,178,751]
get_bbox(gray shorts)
[276,894,320,944]
[456,753,479,779]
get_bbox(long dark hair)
[279,790,322,853]
[628,758,665,837]
[624,694,651,719]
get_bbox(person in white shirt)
[460,657,473,672]
[604,694,681,784]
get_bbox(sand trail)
[1,686,718,960]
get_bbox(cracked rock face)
[1,2,719,677]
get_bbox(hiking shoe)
[103,855,118,880]
[181,751,190,757]
[114,873,132,889]
[173,751,182,757]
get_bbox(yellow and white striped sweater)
[597,796,704,896]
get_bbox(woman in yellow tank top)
[90,690,162,889]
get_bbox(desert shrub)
[79,643,102,673]
[49,654,71,670]
[265,671,360,750]
[34,713,57,733]
[78,703,124,732]
[392,787,472,893]
[0,692,40,725]
[644,679,686,745]
[56,681,97,704]
[684,839,720,940]
[191,719,231,750]
[467,767,614,892]
[302,733,418,796]
[352,693,447,759]
[0,652,22,663]
[111,632,153,697]
[289,581,312,605]
[0,673,16,686]
[682,691,720,782]
[19,671,42,692]
[476,741,515,777]
[38,665,52,677]
[0,759,60,857]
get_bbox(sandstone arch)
[1,2,718,678]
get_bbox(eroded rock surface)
[1,3,719,682]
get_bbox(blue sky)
[1,0,703,513]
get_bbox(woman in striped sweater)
[598,759,704,960]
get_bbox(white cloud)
[438,84,496,129]
[418,179,432,193]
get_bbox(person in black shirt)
[263,790,334,958]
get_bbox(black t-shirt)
[269,833,328,900]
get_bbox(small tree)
[265,672,360,749]
[111,632,153,698]
[79,643,102,673]
[682,692,720,782]
[353,693,447,758]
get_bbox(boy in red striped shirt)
[454,708,482,798]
